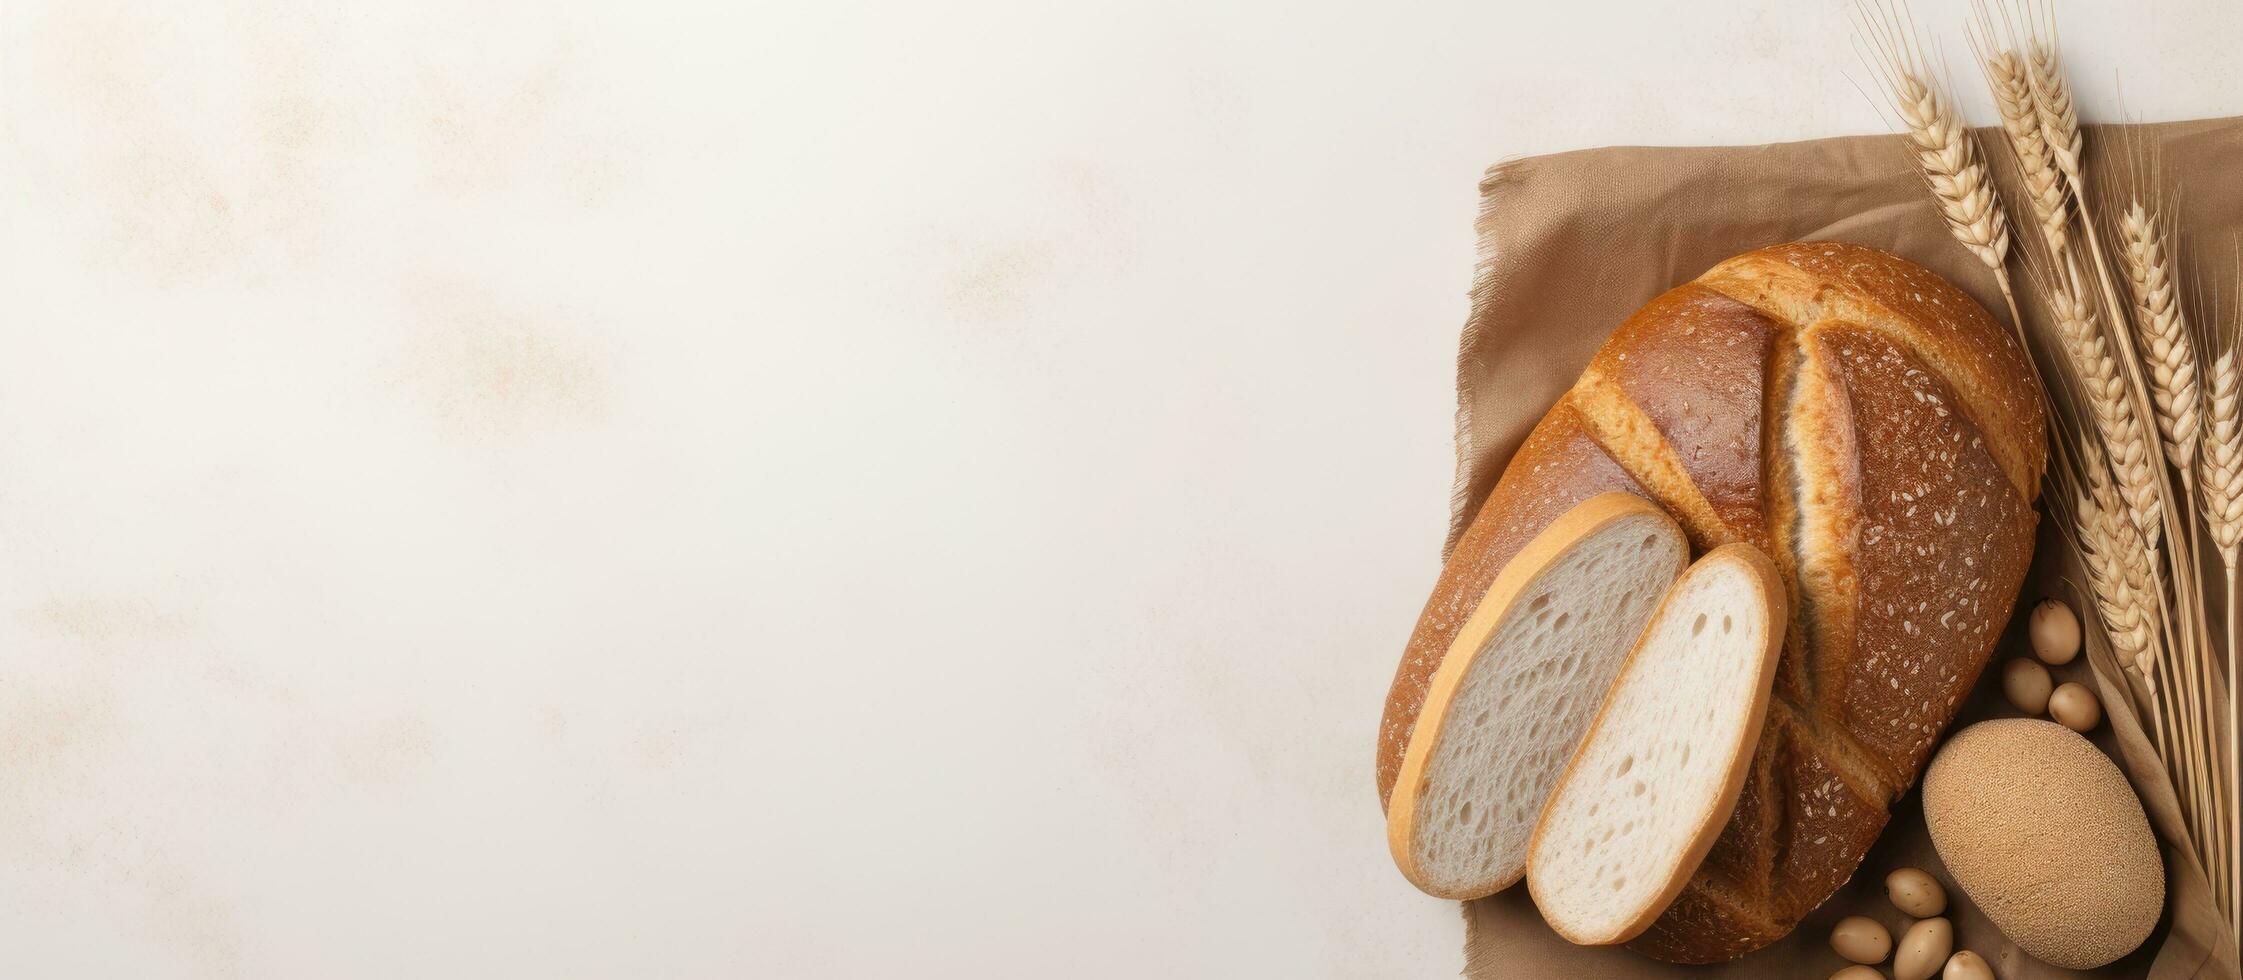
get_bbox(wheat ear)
[2204,348,2243,561]
[2052,284,2166,552]
[2078,475,2159,675]
[1972,21,2069,257]
[2025,41,2084,192]
[1858,0,2027,342]
[2072,437,2168,755]
[1892,73,2010,275]
[2119,202,2203,470]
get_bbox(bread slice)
[1524,542,1786,944]
[1387,493,1688,899]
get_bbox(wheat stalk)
[2118,201,2223,890]
[2020,23,2235,917]
[2213,288,2243,933]
[2083,422,2222,884]
[2202,348,2242,877]
[2226,314,2243,936]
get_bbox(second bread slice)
[1524,542,1786,945]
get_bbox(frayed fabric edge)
[1445,157,1529,558]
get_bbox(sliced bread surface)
[1525,542,1786,944]
[1387,492,1688,900]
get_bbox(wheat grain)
[2119,202,2203,469]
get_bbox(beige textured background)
[0,1,2238,977]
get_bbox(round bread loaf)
[1375,242,2046,962]
[1922,719,2162,969]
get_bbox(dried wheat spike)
[2118,202,2202,469]
[2026,41,2085,187]
[1894,71,2010,273]
[2054,285,2165,549]
[2202,347,2243,559]
[2078,458,2157,672]
[1985,48,2069,256]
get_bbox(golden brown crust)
[1583,285,1783,553]
[1626,869,1785,963]
[1698,243,2046,497]
[1379,242,2045,961]
[1811,326,2036,777]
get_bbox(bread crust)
[1524,542,1788,945]
[1387,492,1683,899]
[1378,242,2044,962]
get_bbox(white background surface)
[2,1,2238,977]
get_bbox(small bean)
[2050,681,2102,731]
[2029,598,2081,665]
[2002,658,2053,714]
[1884,866,1946,917]
[1943,949,1996,980]
[1831,915,1893,964]
[1894,917,1952,980]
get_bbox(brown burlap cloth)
[1445,119,2243,979]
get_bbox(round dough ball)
[2001,658,2052,714]
[1943,950,1994,980]
[2029,598,2081,664]
[2049,681,2102,732]
[1831,915,1893,964]
[1885,866,1946,917]
[1893,917,1952,980]
[1832,967,1887,980]
[1924,719,2162,969]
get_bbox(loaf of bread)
[1376,242,2045,962]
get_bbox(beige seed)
[1833,967,1887,980]
[1885,866,1947,917]
[2050,681,2103,731]
[2028,598,2081,664]
[2002,658,2053,714]
[1895,917,1953,980]
[1832,915,1893,964]
[1944,949,1995,980]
